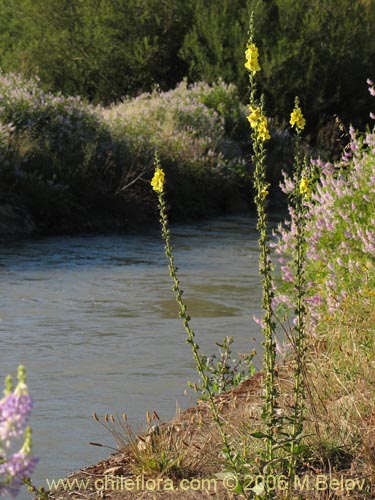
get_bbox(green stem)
[22,477,49,500]
[249,88,276,470]
[157,190,247,496]
[288,133,307,479]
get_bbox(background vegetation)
[1,0,374,140]
[0,0,374,234]
[0,75,254,233]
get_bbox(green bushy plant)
[0,72,124,188]
[189,336,256,398]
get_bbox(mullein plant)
[245,19,277,477]
[151,152,248,496]
[287,100,309,480]
[245,22,311,493]
[0,365,43,498]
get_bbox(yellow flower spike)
[151,166,165,193]
[290,106,306,130]
[247,106,270,141]
[244,43,261,74]
[299,177,310,198]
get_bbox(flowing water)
[0,214,265,497]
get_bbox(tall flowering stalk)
[245,17,276,469]
[0,366,38,498]
[151,153,246,495]
[287,98,308,479]
[275,90,375,474]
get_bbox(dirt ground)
[41,367,375,500]
[43,373,265,500]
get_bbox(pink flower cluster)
[0,366,37,498]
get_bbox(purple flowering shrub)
[274,125,375,331]
[272,82,375,396]
[0,366,37,498]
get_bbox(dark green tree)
[181,0,375,141]
[261,0,375,135]
[180,0,279,97]
[0,0,192,102]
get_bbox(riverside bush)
[0,72,131,231]
[102,80,251,219]
[0,72,125,191]
[103,79,293,219]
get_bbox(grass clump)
[93,411,206,481]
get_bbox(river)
[0,214,264,498]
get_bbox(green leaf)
[250,431,268,439]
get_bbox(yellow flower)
[256,115,271,142]
[290,107,306,130]
[299,177,310,198]
[244,43,261,74]
[151,167,165,193]
[259,184,270,200]
[247,105,262,128]
[247,106,270,141]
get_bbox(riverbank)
[0,195,253,241]
[0,185,289,240]
[40,362,375,500]
[41,372,264,500]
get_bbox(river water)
[0,215,264,497]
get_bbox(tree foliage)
[0,0,192,103]
[0,0,374,137]
[259,0,375,135]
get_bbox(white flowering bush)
[103,80,248,175]
[0,72,126,188]
[102,80,251,219]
